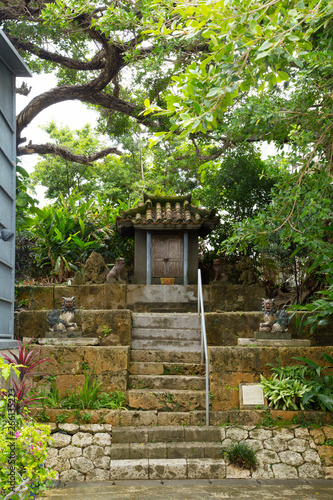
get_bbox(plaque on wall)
[239,383,265,409]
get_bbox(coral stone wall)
[36,346,129,396]
[209,346,333,411]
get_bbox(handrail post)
[198,269,210,426]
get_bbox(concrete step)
[28,337,100,346]
[130,350,202,364]
[132,328,201,341]
[128,389,206,411]
[112,426,223,443]
[109,458,226,480]
[132,313,200,329]
[134,303,201,313]
[129,361,205,376]
[130,339,201,351]
[110,442,222,460]
[129,374,205,390]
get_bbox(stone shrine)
[116,193,219,284]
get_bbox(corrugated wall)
[0,58,16,342]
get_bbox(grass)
[223,441,257,470]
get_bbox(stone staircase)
[109,425,225,480]
[128,312,207,412]
[131,312,201,351]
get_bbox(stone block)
[72,432,93,447]
[83,445,105,460]
[120,411,158,427]
[80,310,131,345]
[58,424,79,434]
[249,429,273,441]
[148,458,187,480]
[110,459,149,480]
[167,442,205,459]
[112,427,148,443]
[79,424,107,433]
[70,456,95,473]
[54,284,104,310]
[256,449,280,464]
[241,439,263,452]
[225,427,249,441]
[252,464,274,479]
[317,445,333,466]
[287,438,307,453]
[60,469,84,482]
[18,311,48,338]
[93,456,111,469]
[279,450,304,466]
[183,426,222,442]
[272,463,298,479]
[110,444,130,460]
[204,442,223,459]
[209,284,265,312]
[146,443,167,459]
[104,284,126,309]
[303,449,321,464]
[187,459,226,479]
[272,428,295,440]
[298,462,323,478]
[264,438,288,452]
[86,468,110,481]
[129,443,147,459]
[51,433,71,448]
[94,432,111,447]
[226,464,251,478]
[59,445,82,459]
[148,426,184,443]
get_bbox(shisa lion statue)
[106,257,125,282]
[259,298,292,333]
[47,297,78,332]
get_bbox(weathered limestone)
[35,346,129,396]
[46,423,333,480]
[209,346,333,410]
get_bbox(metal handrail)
[198,269,210,426]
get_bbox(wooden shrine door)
[151,233,183,278]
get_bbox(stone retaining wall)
[46,423,333,481]
[35,346,129,396]
[209,346,333,410]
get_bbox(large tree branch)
[7,35,106,70]
[16,43,125,139]
[18,143,122,165]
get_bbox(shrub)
[223,442,257,469]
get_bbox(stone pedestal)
[255,331,291,340]
[45,330,83,339]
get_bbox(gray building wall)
[0,31,31,349]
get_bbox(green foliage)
[222,441,257,470]
[0,416,57,499]
[144,0,333,139]
[42,365,127,410]
[293,354,333,412]
[261,354,333,412]
[16,161,39,232]
[26,192,121,281]
[260,374,311,411]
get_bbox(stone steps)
[132,313,200,329]
[130,349,202,364]
[129,374,205,390]
[109,425,225,479]
[131,339,201,351]
[131,312,201,351]
[129,361,205,376]
[128,389,206,411]
[132,328,201,341]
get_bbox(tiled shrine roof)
[116,193,219,238]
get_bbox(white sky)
[16,73,99,206]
